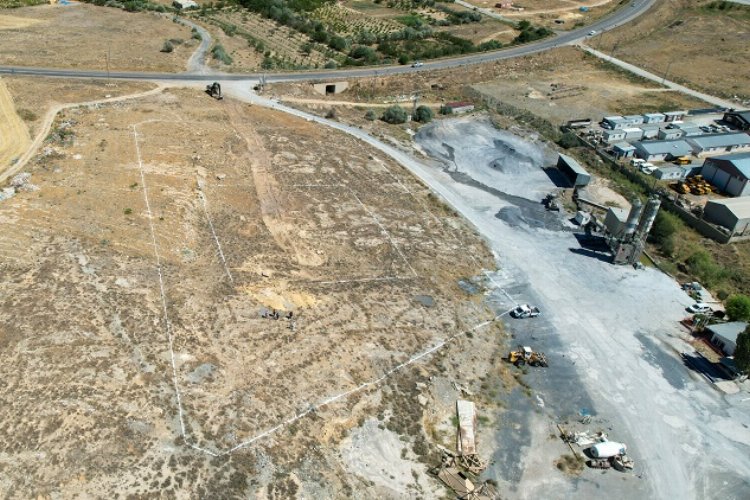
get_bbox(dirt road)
[0,78,31,175]
[0,84,164,184]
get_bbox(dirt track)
[0,78,31,174]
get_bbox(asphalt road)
[0,0,654,83]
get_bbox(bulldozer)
[206,82,223,100]
[507,346,548,367]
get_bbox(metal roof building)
[703,197,750,238]
[701,152,750,197]
[687,133,750,157]
[632,139,693,161]
[706,321,748,356]
[557,153,591,187]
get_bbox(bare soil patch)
[0,78,31,171]
[0,4,193,72]
[606,0,750,100]
[0,87,500,496]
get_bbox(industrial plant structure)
[606,195,661,265]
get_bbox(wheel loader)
[507,346,548,367]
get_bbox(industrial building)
[703,197,750,238]
[687,133,750,157]
[701,153,750,197]
[632,139,693,161]
[605,196,661,265]
[707,322,748,356]
[723,110,750,131]
[557,153,591,187]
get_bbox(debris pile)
[559,422,635,473]
[430,400,497,499]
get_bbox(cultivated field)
[0,86,502,496]
[0,3,193,72]
[605,0,750,100]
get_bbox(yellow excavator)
[507,346,549,367]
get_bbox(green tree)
[557,131,580,149]
[413,105,433,123]
[382,105,408,124]
[649,211,679,247]
[726,295,750,322]
[735,325,750,375]
[161,40,174,53]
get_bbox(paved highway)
[0,0,654,83]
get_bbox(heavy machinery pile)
[507,346,548,367]
[673,175,716,196]
[205,82,223,100]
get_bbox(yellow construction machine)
[507,346,549,367]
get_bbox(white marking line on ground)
[372,157,515,304]
[132,124,219,458]
[304,275,415,285]
[129,109,516,457]
[223,310,509,455]
[351,192,418,278]
[197,184,234,284]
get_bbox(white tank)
[624,198,643,236]
[590,441,627,458]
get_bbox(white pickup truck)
[510,304,541,318]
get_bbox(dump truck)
[507,346,548,367]
[673,156,691,165]
[206,82,223,100]
[510,304,540,318]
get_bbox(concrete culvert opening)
[325,84,336,95]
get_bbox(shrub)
[211,44,233,65]
[398,54,409,65]
[557,131,580,149]
[649,211,679,248]
[324,60,337,69]
[685,250,729,288]
[365,110,377,121]
[325,108,337,119]
[382,105,408,124]
[726,295,750,322]
[413,105,433,123]
[161,40,174,53]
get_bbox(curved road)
[0,0,654,83]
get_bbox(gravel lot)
[412,115,750,499]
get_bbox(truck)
[510,304,540,318]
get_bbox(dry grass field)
[606,0,750,100]
[0,85,503,496]
[0,3,193,72]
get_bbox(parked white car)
[686,303,712,314]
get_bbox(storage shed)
[603,129,626,143]
[707,322,748,356]
[701,152,750,197]
[612,142,636,159]
[642,112,666,124]
[703,197,750,237]
[653,166,687,181]
[557,153,591,187]
[658,128,683,141]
